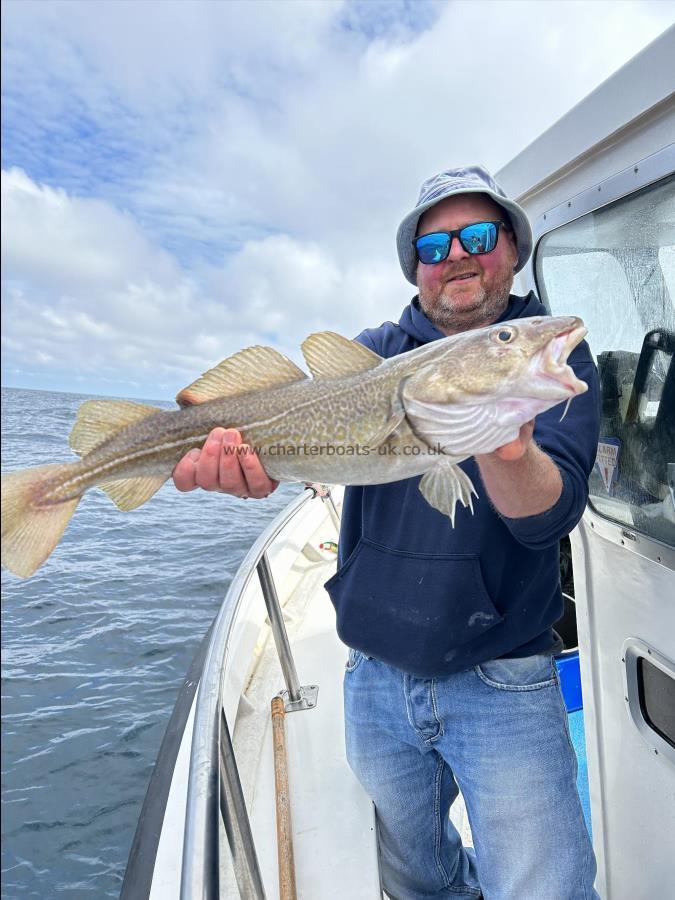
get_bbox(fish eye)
[491,326,517,344]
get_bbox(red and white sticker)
[596,438,621,494]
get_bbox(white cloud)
[1,168,407,397]
[2,0,674,397]
[2,169,179,291]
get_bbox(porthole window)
[638,657,675,750]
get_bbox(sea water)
[1,387,300,898]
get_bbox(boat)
[121,26,675,900]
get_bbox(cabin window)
[638,657,675,750]
[535,174,675,547]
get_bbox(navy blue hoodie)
[324,293,600,677]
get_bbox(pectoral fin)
[364,394,406,449]
[419,458,478,525]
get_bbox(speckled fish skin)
[1,316,589,577]
[42,315,587,498]
[28,366,429,508]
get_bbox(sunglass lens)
[415,232,451,264]
[459,222,497,254]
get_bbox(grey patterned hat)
[396,165,533,285]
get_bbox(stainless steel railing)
[219,707,266,899]
[180,486,339,900]
[257,554,302,703]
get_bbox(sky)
[2,0,674,401]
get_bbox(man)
[173,167,600,899]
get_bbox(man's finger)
[238,444,279,498]
[493,421,535,461]
[173,448,201,491]
[217,430,249,496]
[195,428,227,491]
[493,439,527,461]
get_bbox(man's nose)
[447,235,471,263]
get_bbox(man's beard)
[418,266,514,334]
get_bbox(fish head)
[401,316,589,455]
[406,316,588,404]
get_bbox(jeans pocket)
[345,648,365,673]
[475,653,557,691]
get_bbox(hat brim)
[396,188,533,285]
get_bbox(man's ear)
[505,229,519,270]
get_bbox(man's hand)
[491,421,535,461]
[172,427,279,499]
[475,420,562,518]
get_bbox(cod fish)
[1,316,588,578]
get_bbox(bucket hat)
[396,165,533,285]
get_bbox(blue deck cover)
[556,651,592,835]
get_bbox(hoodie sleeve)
[496,344,601,549]
[354,329,381,353]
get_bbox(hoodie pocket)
[324,538,504,674]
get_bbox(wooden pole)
[271,696,297,900]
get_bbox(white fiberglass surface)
[149,698,197,900]
[231,520,382,898]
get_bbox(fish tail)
[1,464,81,578]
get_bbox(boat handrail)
[180,486,328,900]
[257,553,302,703]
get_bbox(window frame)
[529,146,675,559]
[622,637,675,765]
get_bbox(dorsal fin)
[69,400,162,457]
[301,332,383,379]
[176,346,307,407]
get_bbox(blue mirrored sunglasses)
[413,220,509,265]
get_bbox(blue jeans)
[344,651,599,900]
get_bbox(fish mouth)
[536,322,588,395]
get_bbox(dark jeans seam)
[445,887,482,897]
[433,754,452,886]
[430,678,445,740]
[432,756,482,898]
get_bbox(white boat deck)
[230,506,472,896]
[230,517,381,897]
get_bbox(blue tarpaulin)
[556,651,592,836]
